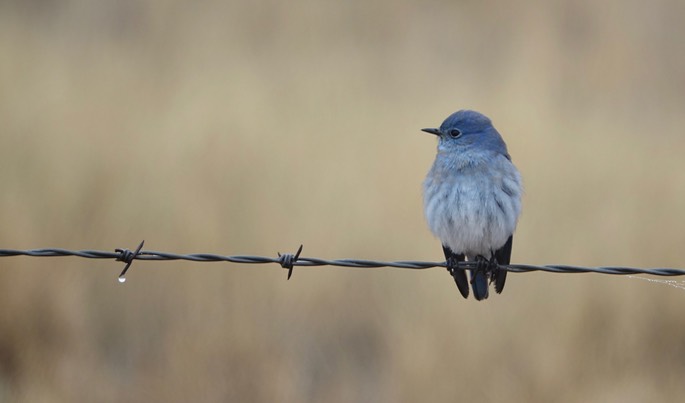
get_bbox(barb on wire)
[278,244,303,280]
[115,240,145,283]
[1,244,685,281]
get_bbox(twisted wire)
[1,244,684,280]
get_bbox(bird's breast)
[423,158,521,256]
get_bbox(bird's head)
[422,110,509,158]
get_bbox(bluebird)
[422,110,522,300]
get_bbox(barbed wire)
[1,241,684,282]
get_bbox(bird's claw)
[445,255,459,274]
[488,257,500,284]
[469,255,502,284]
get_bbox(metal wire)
[1,242,684,281]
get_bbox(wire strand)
[1,244,684,281]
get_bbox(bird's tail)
[470,270,489,300]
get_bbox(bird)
[422,110,522,300]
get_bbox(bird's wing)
[442,245,469,299]
[493,235,513,294]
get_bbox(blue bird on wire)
[422,110,522,300]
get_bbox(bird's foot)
[471,255,503,283]
[445,255,460,275]
[487,257,500,284]
[444,253,469,299]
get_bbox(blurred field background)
[1,0,685,401]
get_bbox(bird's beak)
[421,128,441,136]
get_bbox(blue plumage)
[422,110,522,300]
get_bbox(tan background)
[1,0,685,402]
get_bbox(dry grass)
[1,0,685,401]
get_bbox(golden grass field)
[1,1,685,401]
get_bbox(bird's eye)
[448,129,462,138]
